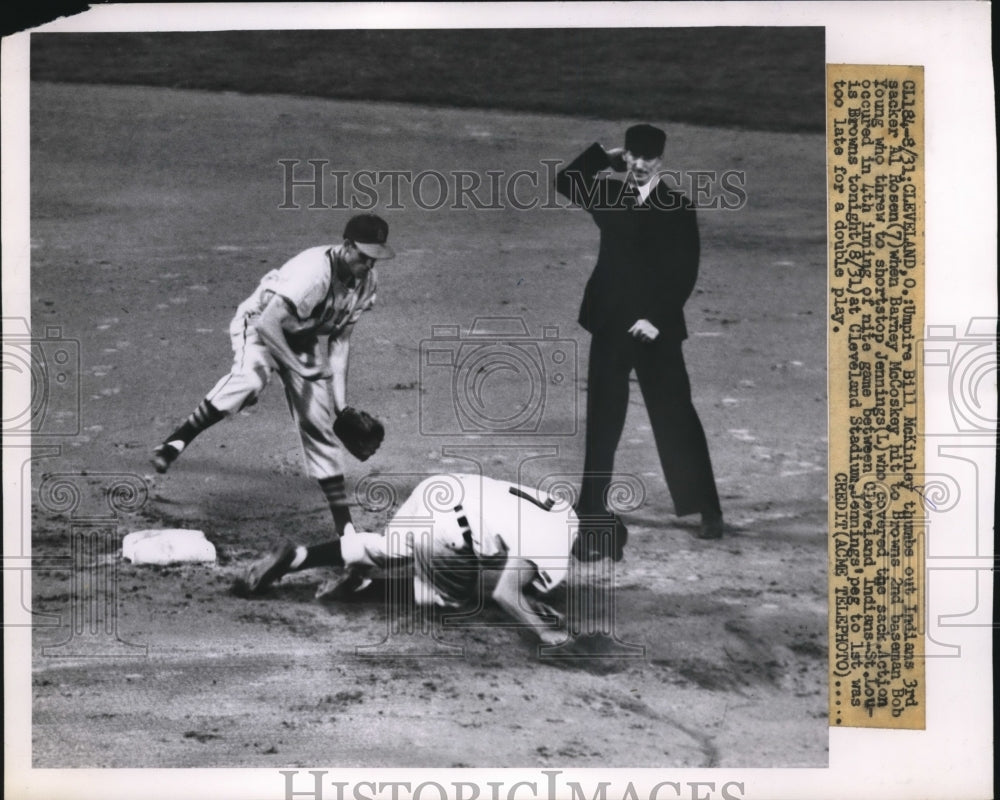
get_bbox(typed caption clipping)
[828,64,926,730]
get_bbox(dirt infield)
[28,81,827,768]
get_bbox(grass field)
[30,28,824,131]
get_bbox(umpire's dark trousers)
[579,331,721,519]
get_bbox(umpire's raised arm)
[555,142,618,211]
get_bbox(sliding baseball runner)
[236,473,628,646]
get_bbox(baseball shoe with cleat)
[233,540,297,596]
[314,565,374,602]
[151,443,180,474]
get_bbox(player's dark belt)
[454,504,474,550]
[455,502,511,573]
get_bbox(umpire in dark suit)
[556,123,724,548]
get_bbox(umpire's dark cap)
[344,213,395,260]
[624,124,666,158]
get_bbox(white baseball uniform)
[205,245,377,479]
[341,474,578,606]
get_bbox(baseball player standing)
[556,124,724,543]
[236,473,628,646]
[152,213,394,537]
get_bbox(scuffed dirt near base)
[32,511,827,768]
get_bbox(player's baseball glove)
[333,407,384,461]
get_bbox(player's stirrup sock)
[162,399,224,452]
[294,539,345,570]
[318,475,354,535]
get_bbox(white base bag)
[122,529,217,565]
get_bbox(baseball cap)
[343,213,395,260]
[624,123,666,158]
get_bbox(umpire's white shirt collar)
[636,171,661,205]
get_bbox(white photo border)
[3,3,995,799]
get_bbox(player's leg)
[153,318,274,472]
[316,530,400,600]
[578,331,632,517]
[318,487,434,602]
[238,532,394,597]
[237,538,341,596]
[280,369,355,535]
[152,399,224,472]
[634,339,723,538]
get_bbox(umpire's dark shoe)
[242,541,297,595]
[698,512,725,540]
[151,443,180,474]
[572,515,629,562]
